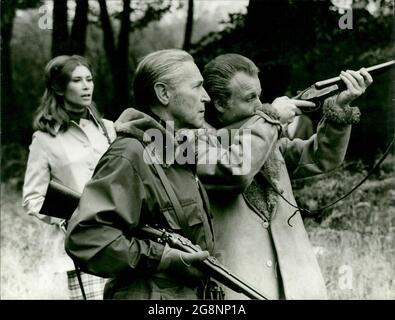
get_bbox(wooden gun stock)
[40,181,80,219]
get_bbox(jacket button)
[266,260,273,267]
[262,221,269,229]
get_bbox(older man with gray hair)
[65,49,214,300]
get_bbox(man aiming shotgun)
[196,54,375,299]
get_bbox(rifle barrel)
[140,225,268,300]
[46,174,269,299]
[315,60,395,89]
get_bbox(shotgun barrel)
[294,60,395,112]
[315,60,395,89]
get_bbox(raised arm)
[279,68,373,179]
[197,111,281,193]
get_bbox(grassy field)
[296,156,395,299]
[1,152,394,299]
[0,183,70,299]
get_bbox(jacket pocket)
[161,199,203,230]
[161,200,211,251]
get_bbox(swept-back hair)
[33,55,104,136]
[203,53,259,127]
[133,49,194,111]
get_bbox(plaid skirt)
[67,269,107,300]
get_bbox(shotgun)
[41,180,269,300]
[294,60,395,112]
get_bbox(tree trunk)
[70,0,89,55]
[98,0,116,70]
[99,0,131,119]
[182,0,194,51]
[111,0,131,119]
[1,2,17,142]
[97,0,117,119]
[52,0,70,56]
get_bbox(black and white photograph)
[1,0,394,305]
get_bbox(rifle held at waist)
[41,180,269,300]
[137,224,268,300]
[294,60,395,112]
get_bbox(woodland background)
[1,0,394,299]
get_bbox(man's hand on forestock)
[335,68,373,108]
[158,244,209,281]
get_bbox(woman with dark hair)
[22,55,116,299]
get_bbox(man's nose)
[256,99,262,109]
[202,88,211,103]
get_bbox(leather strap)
[152,161,193,238]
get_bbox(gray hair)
[133,49,194,110]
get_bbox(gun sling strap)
[151,160,225,299]
[151,161,193,239]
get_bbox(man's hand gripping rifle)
[294,60,394,112]
[41,180,269,300]
[137,224,268,300]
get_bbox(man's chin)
[180,118,204,129]
[194,119,205,129]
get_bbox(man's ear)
[214,100,227,114]
[154,82,170,105]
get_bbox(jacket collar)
[115,107,168,140]
[115,107,198,167]
[219,103,282,140]
[54,106,101,134]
